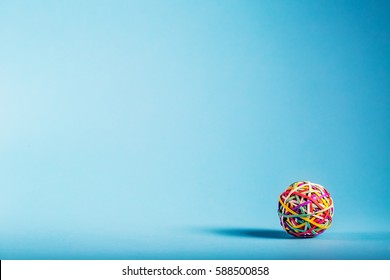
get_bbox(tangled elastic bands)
[278,181,334,238]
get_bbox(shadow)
[209,228,293,239]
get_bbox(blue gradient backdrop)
[1,0,389,259]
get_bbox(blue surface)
[1,0,389,259]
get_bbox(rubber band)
[278,181,334,238]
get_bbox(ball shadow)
[210,228,293,239]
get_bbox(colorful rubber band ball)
[278,181,334,238]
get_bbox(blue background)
[1,0,389,259]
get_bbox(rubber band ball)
[278,181,334,238]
